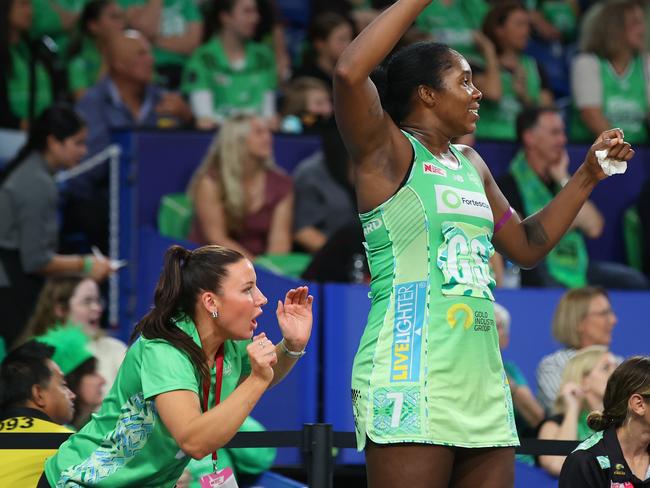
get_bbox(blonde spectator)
[538,346,618,477]
[188,114,293,259]
[536,287,620,413]
[559,356,650,486]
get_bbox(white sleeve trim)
[571,54,602,108]
[190,90,217,121]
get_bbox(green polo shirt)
[30,0,86,55]
[416,0,489,66]
[118,0,201,66]
[7,41,53,121]
[67,39,103,94]
[44,315,252,487]
[181,37,276,117]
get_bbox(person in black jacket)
[559,356,650,487]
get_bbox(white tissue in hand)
[595,149,627,176]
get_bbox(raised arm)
[462,128,633,268]
[333,1,429,210]
[269,287,313,388]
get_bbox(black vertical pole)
[303,423,333,488]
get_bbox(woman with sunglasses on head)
[560,356,650,487]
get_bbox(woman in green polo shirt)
[570,0,649,144]
[181,0,277,128]
[0,0,54,128]
[473,1,554,141]
[40,244,313,487]
[67,0,125,99]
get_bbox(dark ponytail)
[586,411,616,431]
[130,245,244,383]
[371,41,456,124]
[587,356,650,431]
[0,103,84,185]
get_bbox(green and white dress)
[44,316,251,487]
[352,132,519,450]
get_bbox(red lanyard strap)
[202,345,224,466]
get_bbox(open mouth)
[469,108,480,118]
[250,310,263,329]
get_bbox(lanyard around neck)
[202,345,225,468]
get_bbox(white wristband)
[279,338,305,358]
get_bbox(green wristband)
[82,256,93,275]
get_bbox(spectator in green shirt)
[474,1,555,141]
[0,0,54,129]
[182,0,277,129]
[415,0,490,66]
[67,0,125,99]
[119,0,202,89]
[570,0,649,144]
[30,0,85,56]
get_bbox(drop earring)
[211,310,218,318]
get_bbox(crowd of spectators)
[2,0,649,282]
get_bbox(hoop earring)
[211,310,218,319]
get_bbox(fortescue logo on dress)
[435,184,493,222]
[391,281,426,383]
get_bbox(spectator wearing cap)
[36,326,105,431]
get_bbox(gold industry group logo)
[446,303,474,329]
[446,303,494,332]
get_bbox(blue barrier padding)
[514,461,557,488]
[323,284,650,463]
[134,227,319,465]
[323,283,370,464]
[276,0,311,26]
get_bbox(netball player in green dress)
[333,1,634,486]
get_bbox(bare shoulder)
[455,144,487,167]
[194,172,220,197]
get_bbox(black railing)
[1,424,579,488]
